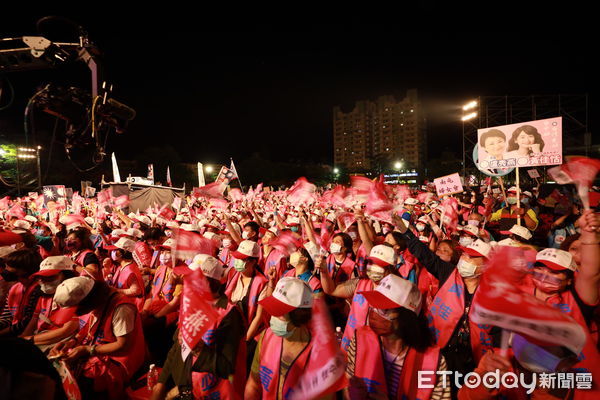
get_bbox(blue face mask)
[512,333,564,373]
[290,226,299,233]
[270,316,293,338]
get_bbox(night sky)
[1,15,596,172]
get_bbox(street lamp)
[333,168,339,174]
[394,161,403,170]
[205,165,213,173]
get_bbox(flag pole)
[516,167,521,226]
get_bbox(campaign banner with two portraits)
[477,117,562,170]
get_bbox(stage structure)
[461,94,591,181]
[101,177,185,214]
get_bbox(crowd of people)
[0,172,599,400]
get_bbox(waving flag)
[287,177,316,206]
[229,188,243,202]
[548,156,600,210]
[440,197,459,234]
[7,204,26,219]
[365,180,393,222]
[350,176,374,204]
[337,212,357,232]
[179,268,219,361]
[61,214,86,228]
[270,231,303,256]
[97,189,112,207]
[172,228,217,260]
[289,297,347,399]
[317,219,333,252]
[0,196,11,210]
[158,205,176,221]
[193,182,227,199]
[113,195,130,209]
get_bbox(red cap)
[0,231,23,247]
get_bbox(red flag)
[179,268,219,360]
[288,297,347,399]
[270,231,303,257]
[365,180,393,222]
[113,195,130,209]
[471,246,586,354]
[287,177,316,206]
[7,204,26,219]
[193,182,226,200]
[440,197,459,234]
[158,205,176,221]
[172,228,216,260]
[416,191,434,204]
[548,156,600,209]
[350,175,374,204]
[229,188,243,202]
[133,241,153,268]
[337,212,357,231]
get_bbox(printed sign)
[528,169,541,179]
[477,117,562,169]
[434,173,464,197]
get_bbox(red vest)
[225,271,268,327]
[283,269,322,292]
[78,294,146,378]
[111,262,145,312]
[353,326,440,400]
[35,295,76,333]
[191,302,246,400]
[6,281,39,324]
[426,269,492,363]
[327,254,356,285]
[341,279,373,353]
[258,329,313,399]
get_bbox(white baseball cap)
[461,239,492,259]
[105,237,136,252]
[404,198,419,205]
[125,227,143,239]
[156,238,176,250]
[13,220,31,231]
[501,225,532,241]
[368,244,398,267]
[32,256,76,277]
[84,217,95,226]
[536,248,577,272]
[286,216,300,226]
[185,254,227,281]
[231,240,260,259]
[360,274,422,314]
[181,223,200,232]
[259,277,313,317]
[24,215,38,224]
[54,277,95,307]
[137,215,152,226]
[460,224,480,238]
[507,186,519,193]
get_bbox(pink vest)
[341,279,373,353]
[191,302,246,400]
[112,262,145,312]
[327,254,356,285]
[78,294,146,378]
[73,249,99,280]
[355,244,368,278]
[6,281,39,324]
[150,264,175,302]
[258,329,313,399]
[354,326,440,400]
[426,269,492,362]
[35,295,76,333]
[225,271,268,327]
[283,269,322,292]
[261,247,287,280]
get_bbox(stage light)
[205,165,213,173]
[463,100,478,111]
[462,112,478,121]
[333,168,339,174]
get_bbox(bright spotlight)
[333,168,340,174]
[394,161,403,169]
[463,100,478,111]
[205,165,213,173]
[462,112,478,121]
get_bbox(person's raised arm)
[355,209,373,255]
[575,210,600,305]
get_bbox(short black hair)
[479,129,506,148]
[4,249,42,275]
[244,221,260,233]
[143,227,166,242]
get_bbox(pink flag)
[62,214,86,227]
[158,205,176,221]
[113,195,130,209]
[97,189,112,206]
[365,180,393,222]
[396,185,412,202]
[289,297,347,399]
[548,156,600,209]
[0,196,10,209]
[440,197,459,234]
[350,176,374,204]
[416,191,434,204]
[287,177,316,206]
[7,204,26,219]
[229,188,243,202]
[471,246,586,354]
[172,196,182,211]
[337,212,356,231]
[317,219,333,252]
[193,182,226,200]
[172,228,216,260]
[270,231,303,257]
[208,198,229,210]
[179,268,219,360]
[34,195,45,210]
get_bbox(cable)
[0,77,15,111]
[91,95,101,138]
[23,85,49,146]
[42,117,61,182]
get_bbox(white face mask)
[457,258,480,278]
[366,265,386,283]
[40,277,62,295]
[111,250,120,261]
[222,238,232,248]
[416,223,426,232]
[242,231,250,240]
[467,220,480,227]
[311,215,318,222]
[269,221,276,227]
[159,253,172,265]
[459,236,475,247]
[330,242,342,254]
